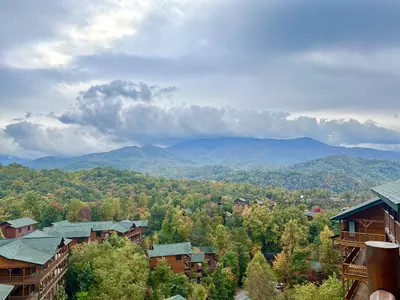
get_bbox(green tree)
[211,224,231,259]
[245,251,276,300]
[67,198,86,222]
[208,263,235,300]
[292,275,341,300]
[319,226,340,277]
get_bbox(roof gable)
[2,218,37,228]
[371,180,400,211]
[148,242,192,257]
[331,198,383,221]
[0,236,67,265]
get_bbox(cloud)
[2,121,123,157]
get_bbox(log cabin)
[234,198,249,207]
[0,218,37,239]
[0,233,70,300]
[42,220,148,245]
[331,179,400,300]
[148,242,205,277]
[198,246,217,269]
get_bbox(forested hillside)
[0,164,348,299]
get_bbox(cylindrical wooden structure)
[366,241,400,299]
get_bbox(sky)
[2,0,400,158]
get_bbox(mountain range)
[2,137,400,191]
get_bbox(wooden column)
[366,241,400,299]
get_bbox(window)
[18,228,22,233]
[176,255,182,261]
[28,226,31,230]
[348,221,356,233]
[77,237,86,243]
[96,231,101,237]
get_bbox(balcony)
[384,210,400,244]
[343,247,367,281]
[343,263,367,279]
[341,231,386,247]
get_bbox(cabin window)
[28,226,31,230]
[348,221,356,233]
[18,228,22,233]
[96,231,101,237]
[77,237,86,243]
[176,255,182,261]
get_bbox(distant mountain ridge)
[2,137,400,191]
[5,137,400,171]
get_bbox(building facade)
[332,180,400,300]
[0,234,70,300]
[0,218,37,239]
[43,220,148,245]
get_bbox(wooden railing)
[396,221,400,244]
[0,274,39,284]
[341,231,386,244]
[343,263,367,278]
[384,210,400,244]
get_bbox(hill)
[167,137,400,164]
[22,137,400,172]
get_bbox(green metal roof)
[148,242,192,258]
[331,198,383,221]
[0,236,69,265]
[0,284,13,300]
[23,230,52,238]
[166,295,186,300]
[44,225,92,238]
[198,246,215,254]
[50,220,148,235]
[3,217,37,228]
[191,253,205,263]
[371,180,400,211]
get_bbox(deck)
[341,231,386,247]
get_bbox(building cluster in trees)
[0,165,354,299]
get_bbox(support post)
[366,241,400,299]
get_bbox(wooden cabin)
[148,242,205,277]
[148,242,193,274]
[234,198,249,207]
[43,220,148,245]
[0,234,70,299]
[0,218,37,239]
[198,246,217,269]
[332,179,400,300]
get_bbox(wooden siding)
[0,224,36,239]
[149,256,186,273]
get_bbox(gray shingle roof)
[331,198,383,221]
[2,217,37,228]
[0,284,13,300]
[148,242,192,258]
[371,180,400,210]
[0,236,69,265]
